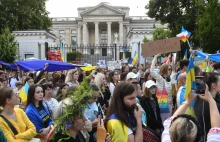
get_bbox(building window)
[71,36,76,45]
[59,30,65,34]
[102,48,107,56]
[25,54,34,59]
[90,49,94,55]
[101,30,107,45]
[71,30,76,34]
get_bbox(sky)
[46,0,150,17]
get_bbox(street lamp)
[114,32,119,61]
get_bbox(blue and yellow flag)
[183,49,188,60]
[132,51,138,65]
[60,41,64,62]
[184,56,196,98]
[19,82,29,102]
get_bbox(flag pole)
[187,39,193,51]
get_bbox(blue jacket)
[25,103,53,133]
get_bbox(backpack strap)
[0,115,18,135]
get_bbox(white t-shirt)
[43,98,58,114]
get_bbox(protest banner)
[194,57,207,69]
[141,37,181,57]
[107,61,121,71]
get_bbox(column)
[107,22,112,46]
[77,25,81,46]
[83,22,87,45]
[119,22,123,45]
[94,22,99,45]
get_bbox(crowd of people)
[0,51,220,142]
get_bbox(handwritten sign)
[141,37,181,57]
[107,61,121,71]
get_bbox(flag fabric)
[19,82,29,102]
[184,56,196,98]
[123,47,126,59]
[132,51,138,65]
[129,58,133,64]
[60,41,64,62]
[183,49,188,60]
[176,26,191,42]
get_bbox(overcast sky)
[46,0,150,17]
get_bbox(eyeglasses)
[168,69,172,71]
[131,82,138,84]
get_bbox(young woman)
[25,84,53,140]
[95,73,111,108]
[56,83,69,102]
[108,71,119,97]
[162,85,220,142]
[0,87,36,141]
[142,72,155,93]
[194,72,220,139]
[139,80,163,132]
[65,69,79,87]
[42,83,58,116]
[150,53,173,122]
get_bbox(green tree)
[197,0,220,53]
[0,0,51,33]
[152,28,172,40]
[146,0,205,47]
[0,27,17,63]
[142,36,150,43]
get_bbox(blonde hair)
[169,117,198,142]
[65,69,78,83]
[159,64,169,76]
[94,73,105,90]
[53,98,73,120]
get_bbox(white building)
[13,30,56,60]
[50,2,167,64]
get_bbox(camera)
[195,76,206,94]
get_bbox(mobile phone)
[195,76,206,94]
[135,105,139,111]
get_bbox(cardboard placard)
[141,37,181,57]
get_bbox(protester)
[162,84,220,142]
[105,82,143,142]
[126,72,142,97]
[42,83,58,116]
[140,80,163,133]
[194,72,220,139]
[65,69,79,86]
[150,53,174,122]
[108,71,119,97]
[25,84,53,140]
[0,87,37,141]
[56,83,69,102]
[142,71,155,93]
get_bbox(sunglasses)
[131,82,138,84]
[168,69,172,71]
[92,96,101,100]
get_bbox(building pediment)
[80,3,125,17]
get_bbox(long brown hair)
[159,64,169,76]
[105,82,136,129]
[0,87,14,107]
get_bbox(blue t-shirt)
[84,102,98,122]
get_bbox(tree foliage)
[147,0,206,47]
[152,28,172,40]
[197,0,220,53]
[0,27,17,63]
[142,36,151,43]
[0,0,51,33]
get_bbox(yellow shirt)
[0,108,37,142]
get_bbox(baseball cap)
[145,80,156,88]
[126,72,138,81]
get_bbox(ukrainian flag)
[132,51,138,65]
[60,41,64,62]
[129,57,133,64]
[183,49,188,60]
[19,82,29,102]
[184,56,196,98]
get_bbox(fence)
[47,44,132,65]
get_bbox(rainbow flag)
[132,51,138,65]
[183,49,188,60]
[60,41,64,62]
[19,82,29,102]
[123,47,126,59]
[176,26,191,42]
[184,56,196,98]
